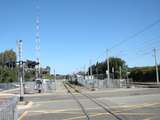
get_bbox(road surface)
[17,80,160,120]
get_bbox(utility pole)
[126,71,130,87]
[153,48,159,84]
[0,52,3,82]
[18,40,24,101]
[84,65,86,80]
[89,60,93,79]
[54,69,56,81]
[54,69,56,90]
[112,67,115,79]
[87,66,89,79]
[119,66,122,80]
[90,60,94,90]
[96,67,98,79]
[83,65,86,86]
[96,67,99,88]
[106,49,110,87]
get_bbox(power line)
[140,35,160,45]
[109,19,160,50]
[112,34,160,57]
[113,38,160,58]
[86,19,160,69]
[88,45,160,71]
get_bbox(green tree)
[87,57,128,79]
[129,66,160,82]
[0,49,18,83]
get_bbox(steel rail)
[67,83,124,120]
[63,83,90,120]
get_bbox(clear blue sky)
[0,0,160,74]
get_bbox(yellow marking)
[17,111,28,120]
[28,107,100,114]
[64,112,155,120]
[64,113,112,120]
[64,115,86,120]
[19,101,158,120]
[118,113,153,115]
[28,109,155,116]
[120,103,160,111]
[144,117,152,120]
[17,101,33,110]
[29,109,69,114]
[25,107,156,120]
[27,102,159,115]
[27,101,33,108]
[143,116,157,120]
[122,103,159,108]
[36,99,74,104]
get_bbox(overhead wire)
[111,34,160,59]
[109,19,160,50]
[86,19,160,69]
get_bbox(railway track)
[64,82,125,120]
[63,82,90,120]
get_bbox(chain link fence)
[24,80,56,94]
[0,83,18,91]
[0,96,18,120]
[42,80,56,93]
[77,78,127,89]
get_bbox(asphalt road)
[18,80,160,120]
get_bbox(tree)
[108,57,128,79]
[87,57,128,79]
[129,66,160,82]
[0,49,18,83]
[4,50,16,67]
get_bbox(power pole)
[96,67,98,79]
[87,65,89,79]
[83,65,87,86]
[96,67,99,88]
[54,69,56,90]
[153,48,159,84]
[54,69,56,81]
[119,66,122,80]
[89,60,94,89]
[107,49,110,79]
[84,65,86,80]
[106,49,110,87]
[112,67,114,79]
[89,60,93,79]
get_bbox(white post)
[107,49,110,88]
[54,69,56,90]
[112,67,114,79]
[119,66,122,80]
[90,60,93,79]
[84,65,86,86]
